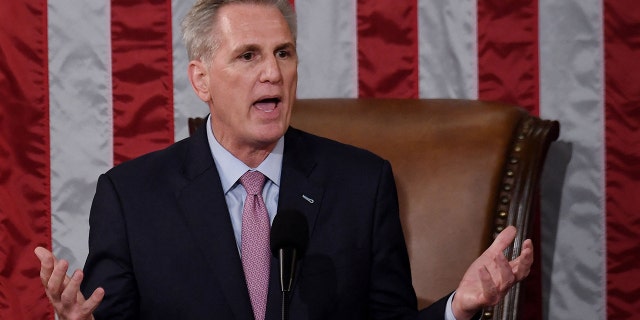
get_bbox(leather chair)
[189,98,560,319]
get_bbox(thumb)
[486,226,517,256]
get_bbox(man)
[35,0,533,319]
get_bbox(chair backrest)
[189,98,559,319]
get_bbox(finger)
[510,239,534,280]
[60,270,84,307]
[495,254,516,291]
[484,252,515,293]
[83,287,105,315]
[34,247,55,286]
[47,259,70,299]
[35,248,54,286]
[34,246,53,264]
[478,265,500,306]
[486,226,517,256]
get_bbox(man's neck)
[210,125,277,168]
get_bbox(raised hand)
[451,226,534,320]
[34,247,104,320]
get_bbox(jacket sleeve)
[81,173,139,320]
[368,160,447,320]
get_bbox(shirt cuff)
[445,292,483,320]
[445,292,457,320]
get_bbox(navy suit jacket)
[81,123,449,319]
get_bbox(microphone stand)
[278,248,297,320]
[281,291,290,320]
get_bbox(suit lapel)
[265,128,325,319]
[177,124,253,320]
[278,128,323,244]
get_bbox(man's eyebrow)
[275,42,296,51]
[232,44,260,55]
[230,42,296,57]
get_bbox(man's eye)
[240,52,254,61]
[276,50,290,59]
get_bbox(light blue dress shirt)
[205,115,283,254]
[203,115,459,320]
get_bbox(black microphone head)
[270,209,309,258]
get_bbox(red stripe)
[111,0,175,165]
[0,1,53,319]
[477,1,539,115]
[477,2,540,319]
[604,0,640,317]
[357,0,419,98]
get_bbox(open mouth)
[253,97,281,112]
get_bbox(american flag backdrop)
[1,0,639,319]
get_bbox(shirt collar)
[205,115,283,194]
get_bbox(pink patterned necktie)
[239,171,270,320]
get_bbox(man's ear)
[188,61,210,102]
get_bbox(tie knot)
[240,171,266,195]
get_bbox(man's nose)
[259,55,283,84]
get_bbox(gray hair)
[181,0,297,62]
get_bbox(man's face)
[194,3,297,153]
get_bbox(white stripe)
[539,1,606,319]
[173,0,206,142]
[418,0,477,99]
[48,0,113,272]
[295,0,357,98]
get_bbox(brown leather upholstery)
[189,98,559,319]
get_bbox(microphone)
[270,209,309,293]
